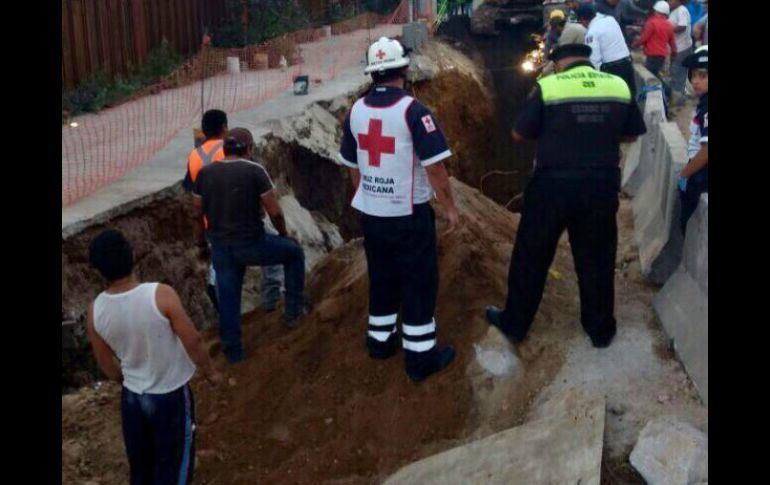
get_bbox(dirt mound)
[61,188,213,390]
[62,179,581,484]
[407,40,498,199]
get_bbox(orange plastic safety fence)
[62,1,413,207]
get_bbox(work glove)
[677,176,688,192]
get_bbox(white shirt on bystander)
[669,5,693,52]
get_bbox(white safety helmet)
[653,1,670,15]
[364,37,410,74]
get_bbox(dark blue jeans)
[211,235,305,362]
[121,384,195,485]
[679,171,708,235]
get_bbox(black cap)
[550,43,592,61]
[576,3,597,20]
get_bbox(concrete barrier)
[402,22,429,51]
[632,121,687,284]
[621,64,666,196]
[653,194,708,405]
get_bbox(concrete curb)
[654,194,708,405]
[632,121,687,284]
[622,64,666,196]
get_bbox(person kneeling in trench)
[192,127,308,363]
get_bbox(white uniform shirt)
[669,5,693,52]
[585,13,631,69]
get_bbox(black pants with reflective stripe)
[602,58,637,103]
[501,171,619,344]
[361,203,438,357]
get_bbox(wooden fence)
[62,0,227,89]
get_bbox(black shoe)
[406,346,456,383]
[284,296,313,329]
[485,305,520,343]
[367,334,399,360]
[590,325,617,348]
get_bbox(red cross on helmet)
[365,37,410,74]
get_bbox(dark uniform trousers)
[601,58,637,103]
[501,169,619,345]
[361,203,439,363]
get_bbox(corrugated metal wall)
[62,0,227,89]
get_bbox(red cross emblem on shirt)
[375,49,386,60]
[358,119,395,168]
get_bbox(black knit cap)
[550,43,592,61]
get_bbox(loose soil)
[62,180,706,484]
[62,32,707,485]
[62,180,574,484]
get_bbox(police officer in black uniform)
[486,43,646,348]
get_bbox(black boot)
[589,324,617,349]
[367,332,399,360]
[405,346,455,383]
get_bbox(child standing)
[678,45,708,234]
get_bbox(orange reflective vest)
[188,139,225,229]
[187,139,225,184]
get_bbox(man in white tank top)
[86,229,222,485]
[338,37,459,383]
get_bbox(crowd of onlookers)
[542,0,707,108]
[541,0,709,234]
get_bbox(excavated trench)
[435,16,539,207]
[61,26,531,392]
[62,31,697,485]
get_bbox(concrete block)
[630,416,708,485]
[654,194,708,405]
[402,22,429,51]
[633,122,688,284]
[472,327,520,377]
[407,53,439,82]
[621,136,643,195]
[622,64,666,196]
[634,63,662,89]
[383,390,605,485]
